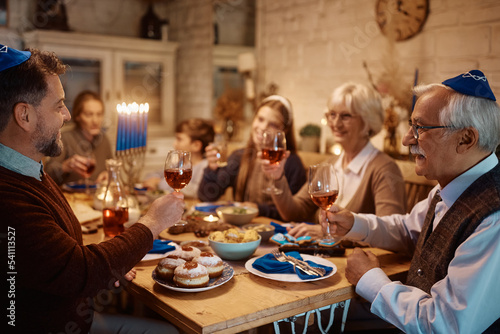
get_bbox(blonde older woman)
[262,83,406,238]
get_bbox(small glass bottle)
[102,159,129,237]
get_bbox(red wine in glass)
[262,147,285,165]
[164,150,192,226]
[103,207,129,237]
[164,168,192,192]
[86,162,96,174]
[308,163,341,244]
[262,130,286,194]
[83,152,96,194]
[310,190,339,210]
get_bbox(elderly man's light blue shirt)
[0,142,43,180]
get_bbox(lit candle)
[125,105,132,151]
[116,104,122,153]
[138,104,144,148]
[121,103,128,152]
[203,214,219,222]
[131,103,139,149]
[143,103,149,148]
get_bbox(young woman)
[198,95,306,220]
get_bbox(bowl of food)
[216,205,258,226]
[208,228,261,260]
[242,223,275,242]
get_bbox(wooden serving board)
[159,216,275,243]
[159,230,209,243]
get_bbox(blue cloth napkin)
[148,239,176,254]
[252,251,333,280]
[270,222,287,234]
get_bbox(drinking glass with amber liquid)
[80,142,96,195]
[261,130,286,195]
[308,163,341,245]
[164,150,192,225]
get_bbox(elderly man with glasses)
[324,70,500,333]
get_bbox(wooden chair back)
[396,160,437,212]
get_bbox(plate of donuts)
[152,262,234,292]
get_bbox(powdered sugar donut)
[155,255,186,281]
[192,252,224,278]
[173,261,209,288]
[170,246,201,261]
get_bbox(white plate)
[245,254,336,282]
[152,262,234,292]
[141,242,179,262]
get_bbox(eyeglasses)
[408,120,451,140]
[325,111,354,123]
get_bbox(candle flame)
[204,214,218,222]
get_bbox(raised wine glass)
[164,150,192,225]
[261,130,286,195]
[308,163,341,245]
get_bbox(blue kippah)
[0,44,32,72]
[442,70,496,101]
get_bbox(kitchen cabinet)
[24,30,179,148]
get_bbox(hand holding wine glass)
[164,150,192,225]
[308,163,342,246]
[261,130,286,195]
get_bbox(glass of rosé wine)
[80,142,96,195]
[261,130,286,195]
[164,150,192,225]
[308,163,341,245]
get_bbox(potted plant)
[299,123,321,152]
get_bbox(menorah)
[116,102,149,195]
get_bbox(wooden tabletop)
[82,217,410,334]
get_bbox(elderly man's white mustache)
[410,145,426,157]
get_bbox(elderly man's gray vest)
[407,162,500,333]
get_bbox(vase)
[301,136,320,152]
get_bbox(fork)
[271,250,323,276]
[283,252,326,276]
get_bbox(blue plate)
[195,202,233,213]
[64,182,97,190]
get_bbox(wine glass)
[81,143,96,195]
[211,133,228,167]
[261,130,286,195]
[308,163,341,245]
[164,150,192,225]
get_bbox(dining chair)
[395,160,437,212]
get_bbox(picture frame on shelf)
[0,0,7,27]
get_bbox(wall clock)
[376,0,429,41]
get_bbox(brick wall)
[255,0,500,144]
[166,0,214,121]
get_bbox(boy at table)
[143,118,215,198]
[324,70,500,333]
[0,45,183,333]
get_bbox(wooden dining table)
[82,211,411,334]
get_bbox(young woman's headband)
[261,95,293,126]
